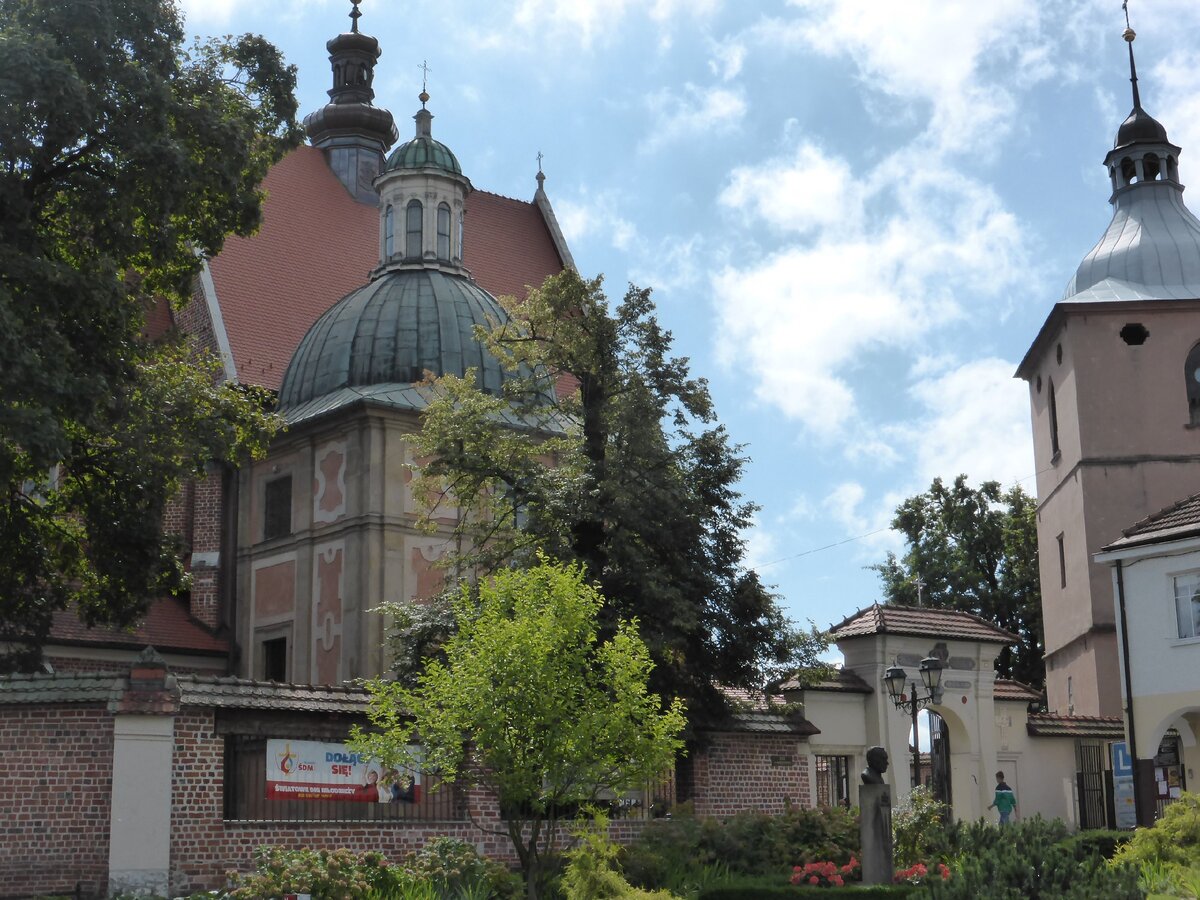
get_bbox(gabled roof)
[830,603,1018,645]
[1026,713,1125,738]
[778,668,873,694]
[205,146,568,393]
[1100,490,1200,552]
[994,679,1042,703]
[47,598,228,656]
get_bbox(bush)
[404,836,519,899]
[698,879,919,899]
[920,818,1143,900]
[622,805,860,890]
[891,786,951,869]
[1113,791,1200,871]
[225,846,400,899]
[1055,828,1132,862]
[561,816,678,900]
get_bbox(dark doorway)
[929,711,952,810]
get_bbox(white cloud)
[641,84,746,153]
[1153,51,1200,167]
[721,142,864,236]
[713,144,1025,436]
[901,357,1036,488]
[555,191,638,252]
[822,482,867,533]
[709,39,747,81]
[763,0,1047,154]
[741,517,781,574]
[179,0,239,26]
[464,0,720,50]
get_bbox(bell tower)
[1017,23,1200,717]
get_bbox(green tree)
[0,0,301,669]
[351,558,687,900]
[404,270,826,729]
[872,475,1044,687]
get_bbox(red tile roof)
[993,679,1042,702]
[1026,713,1125,738]
[48,599,228,656]
[1102,490,1200,551]
[830,603,1018,644]
[778,668,874,694]
[206,146,566,392]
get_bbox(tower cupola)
[374,90,472,276]
[303,1,399,202]
[1064,25,1200,302]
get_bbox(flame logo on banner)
[277,742,297,775]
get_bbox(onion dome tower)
[303,1,399,202]
[1017,20,1200,727]
[1064,26,1200,302]
[279,92,524,422]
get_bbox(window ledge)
[1171,635,1200,647]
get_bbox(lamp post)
[883,657,945,790]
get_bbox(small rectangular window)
[261,636,288,682]
[814,755,851,808]
[406,200,423,259]
[1056,533,1067,589]
[1173,573,1200,639]
[437,204,451,261]
[263,475,292,542]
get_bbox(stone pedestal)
[859,783,894,885]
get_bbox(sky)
[179,0,1200,644]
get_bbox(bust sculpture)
[861,746,889,784]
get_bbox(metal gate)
[929,711,952,810]
[1076,740,1108,829]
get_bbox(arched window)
[405,200,423,259]
[457,212,464,261]
[1048,378,1060,457]
[384,205,394,258]
[1185,342,1200,425]
[1143,152,1161,182]
[437,203,451,261]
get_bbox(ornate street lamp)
[884,657,945,789]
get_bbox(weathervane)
[1121,0,1142,109]
[349,0,361,33]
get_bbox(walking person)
[987,771,1017,825]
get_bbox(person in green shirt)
[987,770,1017,825]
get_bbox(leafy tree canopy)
[401,270,827,730]
[872,475,1044,688]
[351,558,686,899]
[0,0,301,669]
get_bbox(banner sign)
[1111,741,1136,830]
[266,739,421,803]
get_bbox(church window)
[1121,157,1136,185]
[1143,153,1162,182]
[263,475,292,542]
[384,205,394,258]
[260,635,288,682]
[1048,379,1060,458]
[1057,532,1066,589]
[1173,573,1200,639]
[1185,343,1200,425]
[437,203,451,261]
[406,199,423,259]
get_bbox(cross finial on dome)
[349,0,361,33]
[536,151,546,190]
[418,59,432,108]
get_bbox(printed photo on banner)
[266,739,421,803]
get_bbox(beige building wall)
[236,407,457,684]
[1021,302,1200,717]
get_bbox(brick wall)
[691,731,812,818]
[167,711,647,895]
[0,705,114,898]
